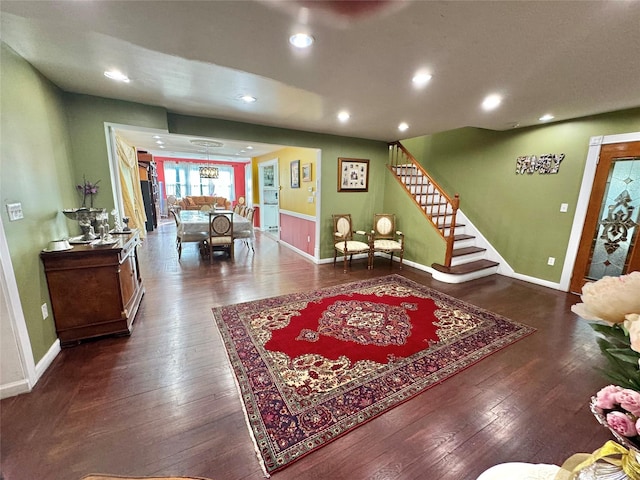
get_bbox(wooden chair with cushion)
[171,210,207,260]
[332,214,371,273]
[208,211,234,263]
[234,207,255,251]
[370,213,404,269]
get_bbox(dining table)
[178,210,253,238]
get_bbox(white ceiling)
[1,0,639,158]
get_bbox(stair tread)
[452,246,486,257]
[454,234,475,241]
[431,259,499,275]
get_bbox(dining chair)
[370,213,404,269]
[332,214,371,273]
[171,210,207,260]
[208,211,234,263]
[235,207,255,251]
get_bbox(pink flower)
[606,411,638,437]
[617,389,640,416]
[595,385,623,409]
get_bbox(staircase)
[388,142,499,283]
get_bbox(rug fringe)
[211,309,271,478]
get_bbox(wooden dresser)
[40,230,145,347]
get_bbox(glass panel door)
[586,157,640,279]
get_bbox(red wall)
[153,156,248,202]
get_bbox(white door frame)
[560,131,640,291]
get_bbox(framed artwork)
[302,163,312,182]
[338,157,369,192]
[290,160,300,188]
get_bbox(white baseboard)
[510,272,563,291]
[0,379,31,399]
[0,339,60,399]
[279,240,319,264]
[35,339,61,380]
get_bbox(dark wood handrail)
[388,141,459,267]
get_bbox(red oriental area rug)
[212,275,535,475]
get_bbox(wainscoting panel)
[280,211,315,256]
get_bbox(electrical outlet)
[41,303,49,320]
[547,257,555,266]
[560,203,569,213]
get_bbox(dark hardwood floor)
[1,220,613,480]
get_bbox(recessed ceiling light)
[539,114,555,122]
[482,94,502,111]
[104,70,130,83]
[337,111,350,122]
[152,135,162,139]
[412,72,432,87]
[246,146,254,150]
[159,145,166,149]
[155,140,164,145]
[398,122,409,132]
[289,33,314,49]
[240,94,257,103]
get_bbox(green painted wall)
[168,114,388,258]
[1,46,169,363]
[1,44,75,361]
[63,93,168,215]
[402,108,640,282]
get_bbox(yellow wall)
[253,146,317,217]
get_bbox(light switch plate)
[560,203,569,213]
[6,203,24,221]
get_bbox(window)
[163,161,235,200]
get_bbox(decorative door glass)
[586,157,640,280]
[263,165,275,187]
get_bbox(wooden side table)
[40,230,145,347]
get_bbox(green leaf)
[606,348,640,366]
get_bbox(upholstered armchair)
[332,214,371,273]
[370,213,404,269]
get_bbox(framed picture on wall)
[337,158,369,192]
[302,163,312,182]
[290,160,300,188]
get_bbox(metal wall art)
[515,153,565,175]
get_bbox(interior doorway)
[258,159,280,238]
[569,140,640,293]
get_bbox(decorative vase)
[62,208,106,242]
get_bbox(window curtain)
[164,161,235,200]
[115,135,147,238]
